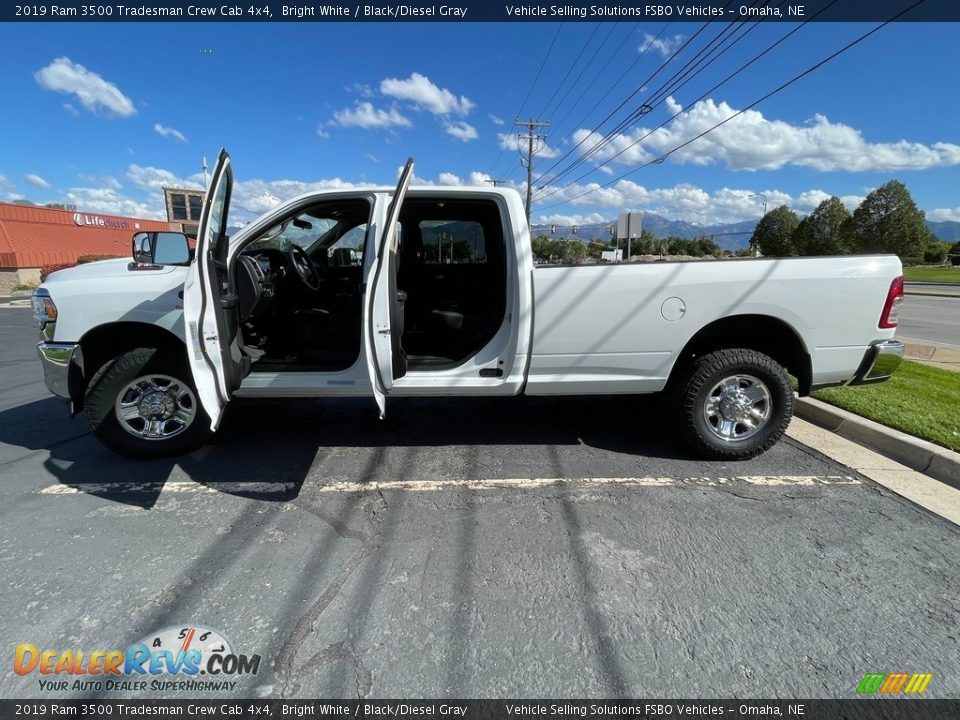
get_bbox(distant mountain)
[534,214,960,250]
[532,212,757,250]
[927,221,960,243]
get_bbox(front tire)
[85,347,211,458]
[671,348,794,460]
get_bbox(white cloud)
[406,170,498,188]
[35,57,136,118]
[62,103,79,117]
[316,127,330,138]
[331,102,412,129]
[346,82,374,98]
[929,207,960,222]
[380,72,474,116]
[63,186,164,219]
[488,114,505,126]
[574,96,960,173]
[534,180,870,225]
[0,174,13,192]
[535,212,610,227]
[445,121,478,142]
[127,164,203,192]
[640,33,686,59]
[154,123,188,143]
[364,153,380,163]
[793,189,864,213]
[25,174,51,190]
[497,132,561,158]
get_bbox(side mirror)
[131,231,190,266]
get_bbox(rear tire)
[85,347,211,458]
[670,348,793,460]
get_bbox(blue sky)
[1,21,958,228]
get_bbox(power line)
[531,19,717,186]
[550,22,641,134]
[537,23,603,120]
[489,24,563,176]
[535,0,837,202]
[534,26,784,198]
[536,0,926,212]
[536,0,765,190]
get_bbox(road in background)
[1,307,959,698]
[897,294,960,348]
[905,282,960,298]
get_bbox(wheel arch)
[73,322,187,414]
[667,314,812,395]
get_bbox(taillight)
[879,275,904,329]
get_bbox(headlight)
[32,289,57,327]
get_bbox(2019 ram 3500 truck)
[34,151,905,459]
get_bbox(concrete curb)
[900,339,960,372]
[796,396,960,489]
[905,290,960,298]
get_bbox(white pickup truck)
[34,151,905,460]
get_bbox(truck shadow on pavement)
[1,394,690,508]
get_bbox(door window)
[420,220,485,264]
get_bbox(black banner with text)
[3,0,958,23]
[2,700,960,720]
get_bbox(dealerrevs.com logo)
[15,625,261,693]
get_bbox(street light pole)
[749,193,768,256]
[750,193,768,217]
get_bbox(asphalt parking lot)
[1,306,959,699]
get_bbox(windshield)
[245,201,370,264]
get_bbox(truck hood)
[44,258,182,284]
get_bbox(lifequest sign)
[73,212,131,229]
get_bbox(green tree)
[691,235,722,257]
[851,180,929,258]
[557,239,587,263]
[586,241,607,260]
[751,206,800,256]
[792,196,852,256]
[924,241,951,265]
[531,235,556,262]
[615,228,657,257]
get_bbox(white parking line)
[38,475,860,497]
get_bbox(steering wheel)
[288,245,322,291]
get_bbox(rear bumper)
[37,342,83,400]
[848,340,905,386]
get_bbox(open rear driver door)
[182,149,249,430]
[364,158,414,418]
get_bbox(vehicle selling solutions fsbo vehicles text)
[504,5,727,17]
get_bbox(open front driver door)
[364,158,414,418]
[182,149,249,430]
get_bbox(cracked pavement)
[1,308,958,698]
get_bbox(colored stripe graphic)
[857,673,932,695]
[880,673,908,693]
[857,674,886,694]
[904,673,933,694]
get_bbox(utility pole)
[484,179,508,188]
[201,156,209,189]
[515,118,549,227]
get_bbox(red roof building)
[0,202,176,269]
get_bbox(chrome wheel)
[114,374,197,441]
[702,374,772,442]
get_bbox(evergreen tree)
[792,197,852,255]
[751,206,800,256]
[851,180,929,258]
